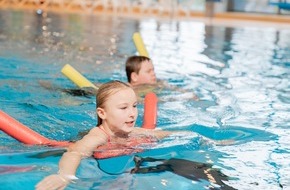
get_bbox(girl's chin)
[115,127,134,137]
[124,126,134,133]
[126,128,135,134]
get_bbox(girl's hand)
[35,174,72,190]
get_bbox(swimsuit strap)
[99,126,111,142]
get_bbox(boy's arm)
[158,81,199,101]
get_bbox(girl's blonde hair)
[96,80,132,126]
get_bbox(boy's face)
[131,60,156,86]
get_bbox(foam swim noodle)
[142,92,158,129]
[61,64,97,89]
[132,32,149,57]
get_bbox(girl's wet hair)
[125,56,151,83]
[96,80,132,126]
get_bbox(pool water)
[0,9,289,190]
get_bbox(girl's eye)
[120,107,127,110]
[133,104,137,108]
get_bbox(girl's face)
[98,88,138,135]
[134,60,156,85]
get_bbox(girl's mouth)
[126,121,135,127]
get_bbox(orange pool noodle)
[0,110,52,145]
[142,92,158,129]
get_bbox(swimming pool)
[0,8,289,190]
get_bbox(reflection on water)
[187,124,278,143]
[0,8,290,190]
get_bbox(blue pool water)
[0,9,289,190]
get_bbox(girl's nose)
[129,107,137,117]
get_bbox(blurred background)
[0,0,289,18]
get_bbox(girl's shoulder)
[79,127,109,145]
[88,127,101,134]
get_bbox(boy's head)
[125,56,156,86]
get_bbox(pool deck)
[212,12,290,29]
[1,3,290,29]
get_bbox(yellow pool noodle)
[61,64,97,89]
[132,32,149,57]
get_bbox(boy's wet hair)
[125,56,151,83]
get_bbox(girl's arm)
[35,128,107,190]
[133,128,234,146]
[132,127,173,140]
